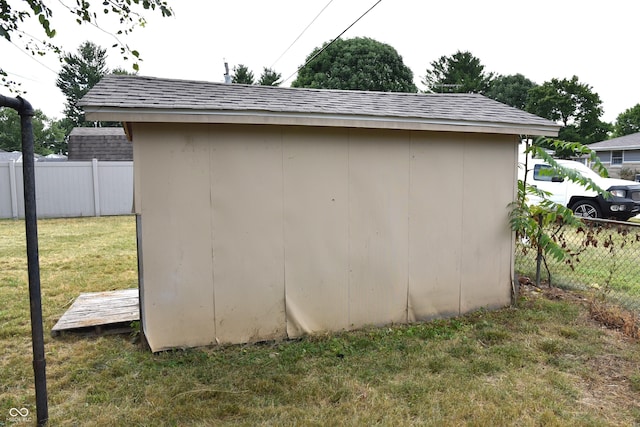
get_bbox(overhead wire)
[280,0,383,85]
[6,38,59,75]
[270,0,336,70]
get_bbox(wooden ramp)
[52,289,139,336]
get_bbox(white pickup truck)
[521,158,640,221]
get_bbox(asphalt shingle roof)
[69,127,125,136]
[80,75,560,135]
[587,132,640,150]
[0,150,22,162]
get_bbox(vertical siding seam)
[406,134,412,324]
[281,128,288,339]
[458,140,466,315]
[208,127,217,343]
[347,131,351,329]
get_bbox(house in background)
[80,75,560,352]
[68,127,132,161]
[0,149,62,162]
[588,132,640,180]
[0,150,23,162]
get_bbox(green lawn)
[515,221,640,313]
[1,216,640,425]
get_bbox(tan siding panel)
[135,124,215,351]
[460,134,515,312]
[408,133,464,320]
[283,128,349,337]
[209,126,286,344]
[347,130,409,328]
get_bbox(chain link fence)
[515,218,640,316]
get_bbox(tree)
[526,76,610,145]
[292,37,417,92]
[111,67,137,76]
[257,67,281,86]
[421,50,494,94]
[1,0,172,87]
[510,138,608,286]
[486,74,537,110]
[232,65,255,85]
[614,104,640,137]
[56,41,109,129]
[0,108,66,155]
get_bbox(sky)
[3,0,640,124]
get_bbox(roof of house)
[79,74,561,136]
[587,132,640,151]
[0,150,22,162]
[69,127,126,137]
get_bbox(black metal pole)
[0,95,48,425]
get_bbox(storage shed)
[80,75,560,352]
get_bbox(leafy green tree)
[486,74,537,110]
[292,37,417,92]
[422,50,494,94]
[614,104,640,137]
[258,67,282,86]
[510,138,608,286]
[232,64,255,85]
[1,0,172,86]
[526,76,610,145]
[0,108,66,155]
[111,67,136,76]
[56,41,109,128]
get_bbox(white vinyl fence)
[0,160,133,219]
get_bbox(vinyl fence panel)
[0,161,133,219]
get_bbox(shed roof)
[80,74,560,136]
[69,127,126,137]
[587,132,640,151]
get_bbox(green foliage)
[257,67,281,86]
[0,107,66,154]
[232,64,255,85]
[292,37,417,93]
[421,50,494,94]
[510,138,609,285]
[0,0,172,82]
[525,76,611,145]
[111,67,137,76]
[619,167,638,181]
[56,41,109,128]
[614,103,640,137]
[486,74,537,110]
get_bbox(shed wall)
[133,123,516,351]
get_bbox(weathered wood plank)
[52,289,139,334]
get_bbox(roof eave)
[83,107,560,137]
[590,145,640,151]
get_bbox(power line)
[281,0,383,85]
[270,0,335,70]
[7,39,59,75]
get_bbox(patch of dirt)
[519,279,639,339]
[518,278,589,304]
